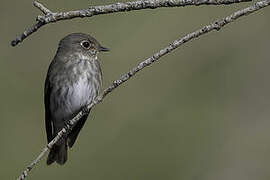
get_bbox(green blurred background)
[1,0,270,179]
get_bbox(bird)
[44,33,109,165]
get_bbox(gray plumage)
[44,33,109,165]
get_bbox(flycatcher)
[44,33,109,165]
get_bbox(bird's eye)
[81,40,90,49]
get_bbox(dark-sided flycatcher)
[44,33,109,165]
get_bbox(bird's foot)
[82,106,90,115]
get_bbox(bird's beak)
[99,46,110,52]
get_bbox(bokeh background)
[1,0,270,179]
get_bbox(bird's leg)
[63,120,73,136]
[81,106,90,115]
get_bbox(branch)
[33,1,52,15]
[11,0,252,47]
[16,0,270,179]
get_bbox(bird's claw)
[82,106,90,115]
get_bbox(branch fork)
[11,0,253,47]
[33,1,53,23]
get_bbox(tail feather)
[47,142,67,165]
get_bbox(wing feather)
[45,77,53,143]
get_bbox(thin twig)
[15,0,270,179]
[11,0,252,47]
[33,1,52,15]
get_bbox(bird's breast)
[49,58,102,121]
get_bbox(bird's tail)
[47,142,67,165]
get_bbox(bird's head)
[57,33,109,59]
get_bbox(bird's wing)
[44,76,53,143]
